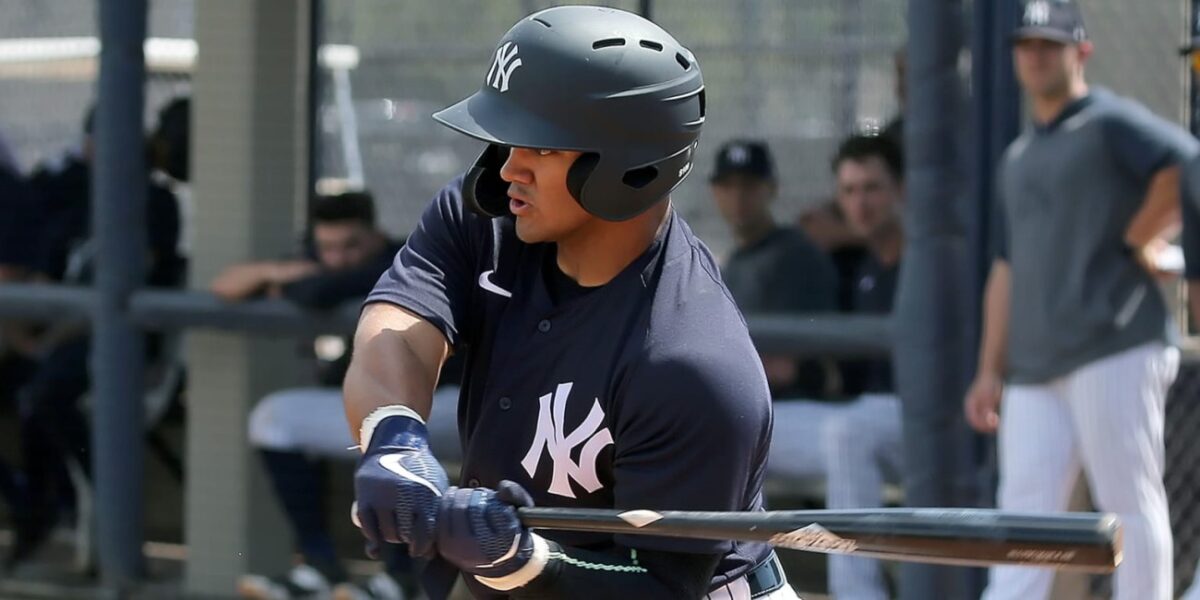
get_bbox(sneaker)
[237,564,332,599]
[332,572,405,600]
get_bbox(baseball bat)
[517,507,1122,573]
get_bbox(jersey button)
[537,319,552,333]
[499,396,512,410]
[467,478,481,487]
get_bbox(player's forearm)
[1126,166,1182,248]
[976,260,1011,378]
[209,263,273,300]
[343,303,448,440]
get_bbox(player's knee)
[820,414,858,458]
[247,392,295,450]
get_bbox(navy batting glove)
[353,407,449,559]
[437,480,550,590]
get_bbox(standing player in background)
[964,2,1198,599]
[344,6,796,599]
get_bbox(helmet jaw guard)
[463,144,511,219]
[434,5,705,222]
[463,141,698,222]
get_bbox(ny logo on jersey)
[1023,1,1051,26]
[520,382,614,498]
[487,41,522,93]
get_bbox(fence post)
[92,0,148,588]
[895,0,975,597]
[184,0,313,594]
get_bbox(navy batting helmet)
[433,5,706,221]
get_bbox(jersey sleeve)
[1104,102,1198,181]
[611,338,772,554]
[365,175,482,349]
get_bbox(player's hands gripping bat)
[353,408,449,558]
[436,480,547,584]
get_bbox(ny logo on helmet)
[487,41,522,93]
[520,382,613,498]
[1024,1,1051,26]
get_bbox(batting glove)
[353,405,449,559]
[436,480,551,591]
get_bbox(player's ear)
[1076,41,1095,63]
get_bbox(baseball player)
[964,2,1199,599]
[343,6,796,599]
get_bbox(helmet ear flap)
[463,144,512,218]
[566,152,600,207]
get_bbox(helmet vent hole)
[675,52,691,70]
[532,17,552,28]
[698,89,706,117]
[639,40,663,51]
[622,166,658,189]
[593,38,626,49]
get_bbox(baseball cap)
[709,140,775,183]
[1012,0,1087,45]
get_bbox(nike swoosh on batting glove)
[353,405,449,559]
[436,480,551,591]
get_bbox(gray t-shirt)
[722,227,838,314]
[994,88,1198,384]
[721,227,838,398]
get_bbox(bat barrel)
[517,507,1122,573]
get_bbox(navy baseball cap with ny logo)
[1013,0,1087,45]
[709,140,775,183]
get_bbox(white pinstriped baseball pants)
[983,342,1177,600]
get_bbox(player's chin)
[514,218,549,244]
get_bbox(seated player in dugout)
[6,98,190,567]
[211,191,395,308]
[217,192,457,600]
[708,139,839,399]
[343,6,797,600]
[767,134,906,600]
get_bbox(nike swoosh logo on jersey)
[378,454,444,497]
[479,270,513,298]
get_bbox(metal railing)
[0,283,892,348]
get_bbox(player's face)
[835,156,902,239]
[1013,38,1086,98]
[500,147,592,244]
[312,221,377,270]
[710,175,776,237]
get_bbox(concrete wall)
[185,0,313,595]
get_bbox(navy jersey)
[367,176,773,591]
[840,252,899,396]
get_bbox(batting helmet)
[433,5,706,221]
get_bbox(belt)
[746,552,787,598]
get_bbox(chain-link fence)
[1169,361,1200,594]
[319,0,906,258]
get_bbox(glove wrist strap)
[475,533,550,591]
[359,404,425,453]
